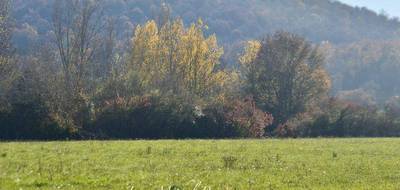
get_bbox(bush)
[223,97,273,137]
[90,96,196,139]
[192,97,273,138]
[305,99,400,137]
[91,96,273,139]
[0,69,71,140]
[271,98,400,138]
[0,101,70,140]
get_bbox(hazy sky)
[340,0,400,18]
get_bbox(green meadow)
[1,139,400,189]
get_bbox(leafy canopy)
[241,32,331,127]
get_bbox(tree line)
[1,0,400,140]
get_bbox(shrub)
[90,96,196,139]
[224,97,273,137]
[91,96,273,139]
[0,69,71,140]
[273,113,314,137]
[0,101,70,140]
[197,97,273,138]
[305,99,400,137]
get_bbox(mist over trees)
[11,0,400,45]
[8,0,400,104]
[1,0,400,140]
[327,40,400,105]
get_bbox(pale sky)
[340,0,400,18]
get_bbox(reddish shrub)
[224,97,273,137]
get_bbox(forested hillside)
[12,0,400,46]
[10,0,400,104]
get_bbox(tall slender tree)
[51,0,105,129]
[0,0,12,57]
[52,0,104,94]
[0,0,14,111]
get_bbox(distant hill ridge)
[11,0,400,50]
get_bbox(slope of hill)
[11,0,400,48]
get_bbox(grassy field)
[1,139,400,190]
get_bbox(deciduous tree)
[52,0,104,94]
[241,32,331,130]
[128,19,228,102]
[0,0,15,111]
[51,0,105,129]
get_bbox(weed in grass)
[222,155,238,169]
[248,178,255,189]
[37,157,42,176]
[332,152,338,158]
[169,185,182,190]
[33,181,48,188]
[146,146,152,155]
[1,152,6,157]
[251,159,263,170]
[162,148,172,155]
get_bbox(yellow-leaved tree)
[128,19,230,102]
